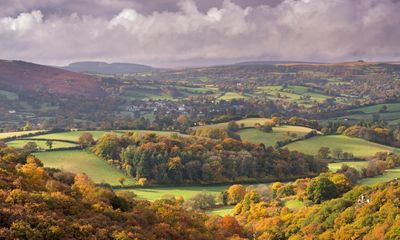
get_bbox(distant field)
[218,92,248,100]
[349,103,400,114]
[0,130,47,140]
[120,185,229,201]
[328,161,369,171]
[285,135,394,158]
[359,168,400,186]
[196,118,271,129]
[257,85,331,105]
[29,130,177,142]
[6,139,78,150]
[238,125,313,147]
[206,206,234,216]
[35,150,135,186]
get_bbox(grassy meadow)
[35,150,135,186]
[238,125,314,146]
[328,161,369,172]
[286,135,394,158]
[0,130,47,140]
[28,130,178,142]
[6,139,78,150]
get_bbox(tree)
[137,177,148,186]
[227,121,240,132]
[227,184,246,204]
[45,140,53,150]
[307,176,339,203]
[332,148,343,160]
[23,142,38,152]
[318,147,331,159]
[186,192,216,210]
[177,115,188,125]
[78,132,95,148]
[117,177,126,187]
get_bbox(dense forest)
[91,133,326,184]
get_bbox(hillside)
[63,61,154,75]
[0,60,105,98]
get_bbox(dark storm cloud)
[0,0,399,66]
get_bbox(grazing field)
[196,118,271,129]
[238,125,314,146]
[35,150,135,186]
[358,168,400,186]
[257,85,331,105]
[29,130,178,142]
[0,130,47,140]
[328,161,369,171]
[121,185,229,201]
[285,135,394,158]
[6,140,78,150]
[349,103,400,114]
[218,92,248,100]
[206,206,234,216]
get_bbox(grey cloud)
[0,0,399,67]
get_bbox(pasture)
[238,125,314,146]
[28,130,178,142]
[195,118,271,129]
[218,92,248,100]
[328,161,369,172]
[6,139,78,150]
[206,206,234,216]
[285,135,394,158]
[35,150,135,186]
[0,130,47,140]
[358,167,400,186]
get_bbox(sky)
[0,0,399,67]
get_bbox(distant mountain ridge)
[63,61,154,75]
[0,59,105,98]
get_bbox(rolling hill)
[63,61,154,75]
[0,59,105,98]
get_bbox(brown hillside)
[0,60,105,98]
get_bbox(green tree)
[45,140,53,150]
[307,176,339,203]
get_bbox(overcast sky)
[0,0,399,67]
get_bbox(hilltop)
[0,60,105,98]
[63,61,154,75]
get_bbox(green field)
[35,150,135,186]
[328,161,369,171]
[120,185,230,201]
[218,92,248,100]
[0,130,47,140]
[0,90,18,100]
[284,199,304,210]
[206,206,234,216]
[286,135,394,158]
[238,125,314,146]
[257,85,331,106]
[6,140,78,150]
[359,168,400,186]
[29,130,177,142]
[196,118,271,129]
[349,103,400,114]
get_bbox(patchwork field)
[196,118,271,129]
[35,150,135,186]
[121,185,229,201]
[238,125,314,146]
[6,139,78,150]
[359,167,400,186]
[0,130,47,140]
[285,135,394,158]
[28,130,178,142]
[328,161,368,172]
[218,92,248,100]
